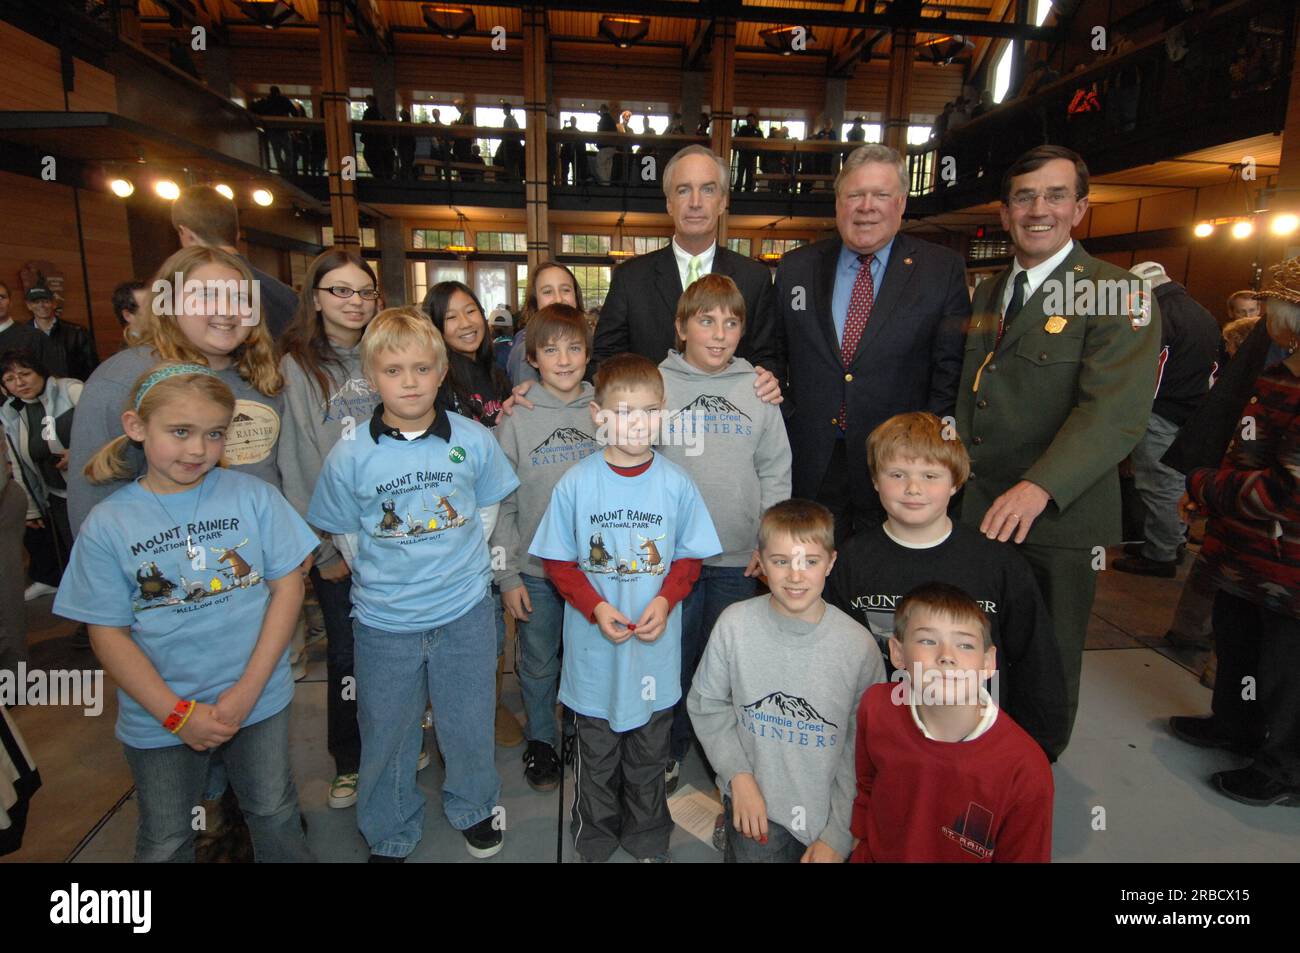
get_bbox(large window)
[321,226,376,247]
[561,234,612,255]
[993,43,1014,103]
[908,124,933,145]
[412,229,467,249]
[631,236,670,256]
[412,102,456,124]
[572,265,612,308]
[477,231,527,252]
[749,118,807,141]
[841,120,883,143]
[559,110,601,132]
[410,262,467,307]
[760,238,806,257]
[727,237,752,257]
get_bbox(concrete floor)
[5,544,1298,864]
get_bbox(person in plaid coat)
[1170,256,1300,808]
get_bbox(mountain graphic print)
[673,395,752,420]
[742,691,838,728]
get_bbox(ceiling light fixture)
[759,25,813,56]
[599,15,649,49]
[421,4,475,39]
[234,1,301,30]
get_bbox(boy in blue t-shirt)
[308,308,519,861]
[530,353,721,862]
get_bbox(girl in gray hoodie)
[277,250,381,809]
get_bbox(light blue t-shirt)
[529,452,721,731]
[307,408,519,630]
[53,468,319,749]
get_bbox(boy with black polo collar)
[308,307,520,861]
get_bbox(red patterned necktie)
[838,253,875,431]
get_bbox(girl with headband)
[54,363,320,861]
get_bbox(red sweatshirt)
[850,682,1053,863]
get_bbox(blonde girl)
[55,364,319,862]
[67,245,286,535]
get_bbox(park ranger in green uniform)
[955,145,1161,746]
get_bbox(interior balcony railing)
[907,0,1294,215]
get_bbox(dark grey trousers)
[571,708,673,861]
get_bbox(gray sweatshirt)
[688,595,885,858]
[658,351,792,567]
[67,346,285,535]
[489,381,598,593]
[277,345,379,568]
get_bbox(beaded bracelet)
[163,699,196,733]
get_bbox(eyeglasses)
[1008,189,1079,209]
[316,286,381,301]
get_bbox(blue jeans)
[672,565,757,761]
[1130,412,1187,562]
[722,795,807,863]
[514,574,565,748]
[123,707,314,863]
[353,593,500,857]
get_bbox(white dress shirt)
[671,238,717,292]
[1001,239,1075,315]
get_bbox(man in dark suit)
[954,145,1161,743]
[773,143,970,542]
[590,145,782,401]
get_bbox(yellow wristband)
[171,700,197,734]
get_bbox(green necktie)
[687,255,702,287]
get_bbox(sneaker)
[24,581,56,601]
[665,759,680,795]
[1212,767,1300,807]
[367,853,406,863]
[1112,555,1178,578]
[463,815,504,859]
[522,740,561,793]
[636,851,672,863]
[711,811,727,852]
[1168,716,1258,754]
[328,772,359,809]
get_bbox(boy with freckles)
[530,353,721,862]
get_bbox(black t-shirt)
[825,520,1070,760]
[439,352,509,429]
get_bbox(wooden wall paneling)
[1129,245,1190,285]
[1136,190,1197,232]
[1088,200,1141,237]
[0,172,132,360]
[0,21,118,111]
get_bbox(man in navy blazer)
[773,144,970,541]
[591,145,783,394]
